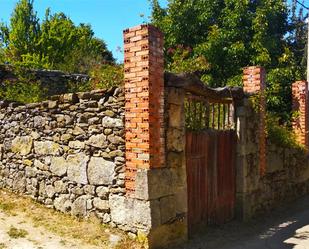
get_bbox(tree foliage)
[150,0,308,121]
[0,0,114,73]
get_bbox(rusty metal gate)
[185,94,237,235]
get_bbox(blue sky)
[0,0,168,62]
[0,0,305,62]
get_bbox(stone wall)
[0,64,90,96]
[0,87,126,226]
[236,98,309,220]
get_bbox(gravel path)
[176,196,309,249]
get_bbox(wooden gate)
[185,95,237,235]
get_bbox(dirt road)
[178,196,309,249]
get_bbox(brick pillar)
[243,66,266,176]
[292,81,309,148]
[123,25,165,195]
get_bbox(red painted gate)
[185,97,237,235]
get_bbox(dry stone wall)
[0,64,90,96]
[236,98,309,220]
[0,87,126,226]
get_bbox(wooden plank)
[186,129,236,235]
[165,72,245,101]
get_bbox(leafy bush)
[67,79,91,93]
[0,66,46,103]
[249,95,304,150]
[89,63,123,90]
[0,80,46,103]
[166,45,209,75]
[266,114,304,150]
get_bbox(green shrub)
[89,63,123,90]
[0,66,47,103]
[67,79,91,93]
[266,113,305,151]
[0,80,46,103]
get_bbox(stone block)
[69,140,85,149]
[93,198,109,212]
[170,167,187,188]
[33,116,46,128]
[133,199,153,229]
[12,173,26,192]
[71,195,88,217]
[109,194,134,226]
[11,136,33,155]
[67,153,89,184]
[102,116,123,128]
[109,194,157,231]
[34,141,61,155]
[88,157,116,185]
[54,194,71,213]
[160,195,176,224]
[167,152,185,168]
[166,128,185,152]
[148,218,188,249]
[54,180,67,194]
[168,104,184,128]
[34,159,48,171]
[50,157,68,177]
[167,88,185,105]
[173,186,188,214]
[87,134,107,148]
[135,168,173,200]
[266,152,284,173]
[96,186,110,199]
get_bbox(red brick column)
[292,81,309,148]
[123,25,165,195]
[243,66,266,176]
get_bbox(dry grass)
[0,189,144,249]
[7,226,28,239]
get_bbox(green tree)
[38,10,113,72]
[0,0,40,63]
[0,0,114,73]
[150,0,307,121]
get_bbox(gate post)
[123,24,188,248]
[292,81,309,148]
[243,66,266,175]
[236,66,267,220]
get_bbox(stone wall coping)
[0,87,124,110]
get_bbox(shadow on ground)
[174,196,309,249]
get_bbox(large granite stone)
[88,157,115,185]
[93,198,109,212]
[87,134,107,148]
[67,153,89,185]
[102,116,123,128]
[50,157,67,176]
[54,194,71,213]
[11,136,33,155]
[34,141,61,155]
[71,195,88,217]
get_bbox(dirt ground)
[0,189,141,249]
[2,189,309,249]
[0,211,101,249]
